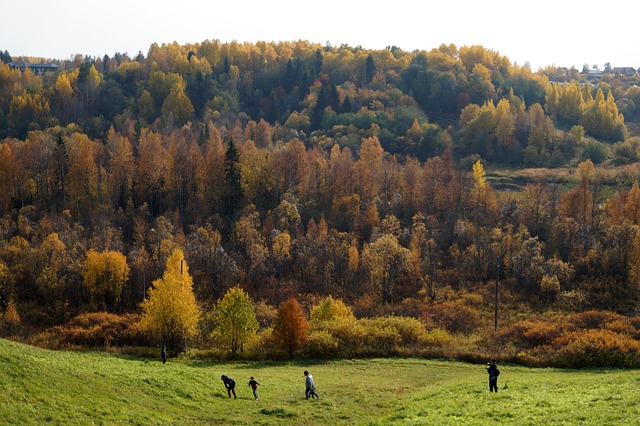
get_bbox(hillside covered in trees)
[2,41,640,365]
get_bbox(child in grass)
[248,376,260,400]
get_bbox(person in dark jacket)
[221,375,237,399]
[161,345,167,364]
[248,376,260,400]
[486,359,499,392]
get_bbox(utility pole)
[495,255,500,332]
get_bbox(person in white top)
[304,370,319,399]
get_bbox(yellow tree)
[213,286,258,357]
[494,98,515,160]
[353,135,384,204]
[67,133,101,223]
[140,248,201,353]
[271,232,291,262]
[54,72,75,123]
[83,249,130,311]
[31,233,71,310]
[8,90,50,137]
[471,160,498,222]
[239,140,274,210]
[161,81,194,126]
[366,233,411,303]
[557,82,583,124]
[309,295,354,327]
[467,160,499,278]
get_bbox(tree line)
[2,121,640,323]
[2,41,640,164]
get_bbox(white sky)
[2,0,640,71]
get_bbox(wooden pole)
[495,255,500,332]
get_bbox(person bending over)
[221,374,237,399]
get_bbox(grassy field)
[1,338,640,425]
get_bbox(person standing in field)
[486,359,500,392]
[248,376,260,400]
[304,370,319,399]
[221,375,237,399]
[161,345,167,364]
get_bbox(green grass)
[1,338,640,425]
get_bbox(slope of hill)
[2,338,640,425]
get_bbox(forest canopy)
[2,41,640,363]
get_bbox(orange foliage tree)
[272,297,309,359]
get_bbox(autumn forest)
[2,41,640,366]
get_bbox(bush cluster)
[304,316,451,359]
[50,312,149,348]
[21,293,640,369]
[499,310,640,367]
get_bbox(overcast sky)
[3,0,639,71]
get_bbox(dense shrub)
[243,328,281,360]
[302,315,435,358]
[370,316,426,345]
[581,140,609,164]
[310,296,355,324]
[602,318,636,335]
[500,319,563,349]
[254,301,278,328]
[427,300,479,334]
[567,310,627,330]
[556,290,589,311]
[327,321,367,357]
[419,328,452,347]
[52,312,148,348]
[361,322,402,355]
[553,329,640,368]
[1,299,21,335]
[305,330,340,359]
[630,316,640,339]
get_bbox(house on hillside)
[611,67,637,76]
[587,69,603,78]
[9,61,58,74]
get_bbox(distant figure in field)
[161,345,167,364]
[248,376,260,400]
[486,359,500,392]
[221,375,237,399]
[304,370,319,399]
